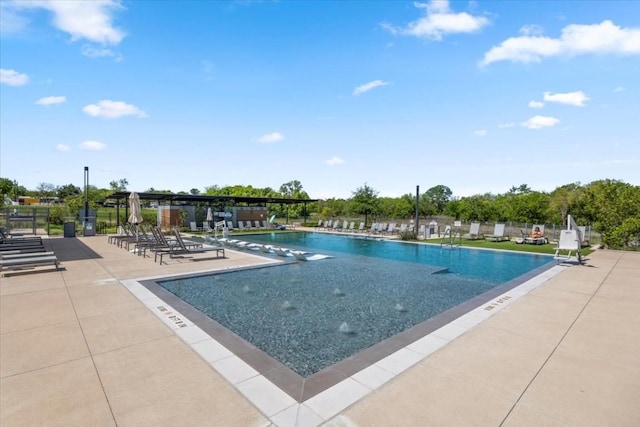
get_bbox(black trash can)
[64,221,76,237]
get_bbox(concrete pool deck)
[1,234,639,426]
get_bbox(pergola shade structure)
[107,192,318,228]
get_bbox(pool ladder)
[440,223,462,249]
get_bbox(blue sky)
[1,0,639,199]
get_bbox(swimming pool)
[154,232,554,379]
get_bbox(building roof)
[107,191,318,206]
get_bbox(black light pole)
[415,185,420,234]
[84,166,89,220]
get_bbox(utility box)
[63,221,76,238]
[82,217,96,237]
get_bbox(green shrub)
[399,229,417,241]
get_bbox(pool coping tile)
[127,251,563,426]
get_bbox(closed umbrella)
[128,192,143,248]
[206,207,213,228]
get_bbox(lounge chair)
[485,223,510,242]
[356,222,366,233]
[157,229,224,264]
[1,254,60,275]
[189,221,202,233]
[524,224,547,245]
[554,229,582,264]
[463,222,483,240]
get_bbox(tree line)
[1,177,638,249]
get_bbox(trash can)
[64,221,76,237]
[83,217,96,237]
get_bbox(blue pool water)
[157,232,553,377]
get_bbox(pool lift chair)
[554,215,584,264]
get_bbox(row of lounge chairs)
[190,220,283,233]
[109,224,225,264]
[0,229,60,275]
[318,220,410,235]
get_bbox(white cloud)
[83,100,147,119]
[528,100,545,108]
[13,0,126,45]
[325,156,345,166]
[474,129,487,137]
[543,91,589,106]
[79,140,107,151]
[519,24,544,37]
[81,45,123,61]
[613,86,625,92]
[353,80,390,96]
[257,132,284,143]
[0,68,29,86]
[382,0,490,41]
[36,96,66,106]
[498,122,517,128]
[480,20,640,66]
[522,115,560,129]
[56,144,71,152]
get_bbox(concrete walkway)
[1,235,638,426]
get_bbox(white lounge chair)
[524,224,547,245]
[485,223,509,242]
[463,222,483,240]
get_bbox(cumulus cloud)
[522,115,560,129]
[11,0,126,45]
[528,100,544,108]
[325,156,345,166]
[56,144,71,152]
[83,100,147,119]
[382,0,490,40]
[543,91,589,106]
[36,96,66,106]
[480,20,640,66]
[0,68,29,86]
[474,129,488,137]
[79,140,107,151]
[256,132,284,143]
[353,80,390,96]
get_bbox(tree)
[57,183,82,200]
[279,180,310,218]
[423,185,452,214]
[189,188,200,195]
[350,183,379,225]
[0,178,14,206]
[109,178,129,192]
[36,182,56,200]
[548,183,583,225]
[581,180,640,248]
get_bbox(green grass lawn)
[422,237,593,256]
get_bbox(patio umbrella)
[128,192,143,247]
[206,207,213,228]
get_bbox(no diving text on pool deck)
[484,295,512,311]
[157,305,188,328]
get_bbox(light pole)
[13,180,18,202]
